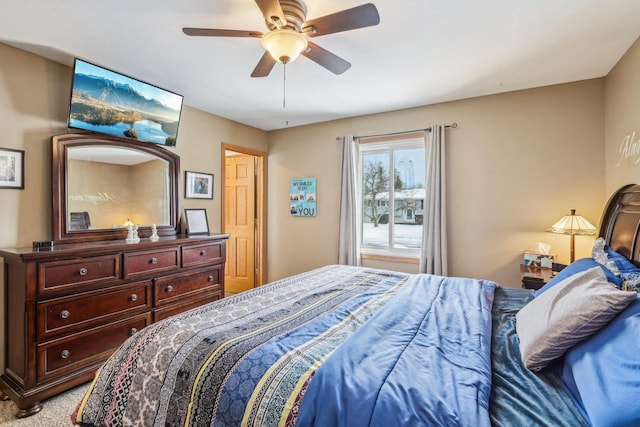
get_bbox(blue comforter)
[296,274,497,427]
[75,267,498,427]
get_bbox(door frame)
[221,143,267,286]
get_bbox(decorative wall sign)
[616,130,640,167]
[0,147,24,189]
[290,177,316,217]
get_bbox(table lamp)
[547,209,597,263]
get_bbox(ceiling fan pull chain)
[283,62,287,108]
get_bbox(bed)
[74,184,640,427]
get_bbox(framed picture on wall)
[184,208,210,236]
[185,171,214,199]
[0,147,24,189]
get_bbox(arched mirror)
[52,133,180,243]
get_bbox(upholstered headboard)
[599,184,640,265]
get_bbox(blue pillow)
[561,294,640,427]
[606,246,640,273]
[534,258,622,297]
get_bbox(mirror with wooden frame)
[52,133,180,243]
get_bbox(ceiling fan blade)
[303,3,380,37]
[251,52,277,77]
[254,0,287,28]
[301,41,351,75]
[183,28,263,38]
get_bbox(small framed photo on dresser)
[0,148,24,189]
[184,208,210,236]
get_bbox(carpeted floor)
[0,383,89,426]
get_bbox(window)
[360,136,425,256]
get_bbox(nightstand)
[520,263,567,290]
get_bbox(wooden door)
[224,153,255,293]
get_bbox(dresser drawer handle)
[61,350,70,359]
[79,268,88,276]
[150,257,158,264]
[200,250,207,256]
[130,294,138,302]
[166,285,174,293]
[130,328,138,336]
[60,310,70,319]
[208,275,215,282]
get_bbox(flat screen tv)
[68,58,183,146]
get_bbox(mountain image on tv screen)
[68,59,183,146]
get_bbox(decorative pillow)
[591,237,608,266]
[562,294,640,427]
[605,246,640,273]
[592,237,622,276]
[621,273,640,292]
[516,266,636,371]
[534,258,622,297]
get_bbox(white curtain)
[420,125,448,275]
[338,135,361,266]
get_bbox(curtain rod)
[335,123,457,141]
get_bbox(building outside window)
[360,136,425,256]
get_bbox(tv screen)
[68,58,183,146]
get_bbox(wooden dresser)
[0,234,228,417]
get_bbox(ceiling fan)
[183,0,380,77]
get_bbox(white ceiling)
[1,1,639,131]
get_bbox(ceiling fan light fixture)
[261,29,308,64]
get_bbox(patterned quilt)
[74,265,497,427]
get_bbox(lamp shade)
[547,209,597,235]
[547,209,597,263]
[261,29,308,64]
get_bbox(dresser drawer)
[154,265,223,306]
[123,248,180,280]
[153,293,222,322]
[37,313,151,383]
[182,241,225,268]
[37,281,151,340]
[38,255,121,295]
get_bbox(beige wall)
[268,79,606,286]
[176,107,268,234]
[0,45,68,247]
[605,37,640,192]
